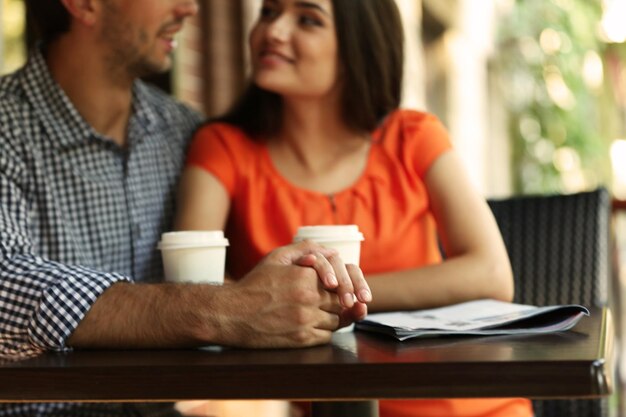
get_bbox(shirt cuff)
[0,254,131,356]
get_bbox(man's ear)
[59,0,100,27]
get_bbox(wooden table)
[0,307,614,417]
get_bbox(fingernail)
[342,293,355,308]
[359,289,372,302]
[327,273,338,286]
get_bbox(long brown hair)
[216,0,405,139]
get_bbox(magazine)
[356,299,589,341]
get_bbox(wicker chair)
[487,188,612,417]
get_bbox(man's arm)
[68,242,368,349]
[0,140,132,357]
[0,254,130,357]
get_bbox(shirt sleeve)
[0,140,130,359]
[401,111,454,179]
[185,123,241,198]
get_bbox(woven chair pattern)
[487,188,612,417]
[488,189,610,307]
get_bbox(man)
[0,0,370,415]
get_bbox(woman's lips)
[259,50,295,66]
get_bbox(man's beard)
[100,4,171,80]
[103,27,170,80]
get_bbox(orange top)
[186,110,532,417]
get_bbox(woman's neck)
[267,96,371,194]
[277,97,365,172]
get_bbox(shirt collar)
[21,46,160,151]
[21,47,95,150]
[130,81,160,144]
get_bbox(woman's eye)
[260,6,278,20]
[300,15,323,27]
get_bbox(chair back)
[488,188,611,307]
[487,188,612,417]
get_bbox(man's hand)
[207,242,371,348]
[211,263,341,348]
[68,241,371,350]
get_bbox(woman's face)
[249,0,341,100]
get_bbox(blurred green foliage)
[495,0,625,194]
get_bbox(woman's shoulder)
[195,121,251,140]
[381,109,443,132]
[377,109,449,146]
[187,122,264,171]
[193,121,261,152]
[376,109,452,176]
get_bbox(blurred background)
[2,0,626,199]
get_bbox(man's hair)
[25,0,72,44]
[215,0,405,137]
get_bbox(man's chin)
[133,57,173,79]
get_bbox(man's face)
[98,0,198,79]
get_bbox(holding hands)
[216,241,370,348]
[67,241,369,350]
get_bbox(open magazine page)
[356,299,590,341]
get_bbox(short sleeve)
[400,111,453,179]
[185,123,242,198]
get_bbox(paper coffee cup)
[158,231,229,284]
[293,225,365,333]
[293,225,364,265]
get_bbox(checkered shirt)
[0,48,202,416]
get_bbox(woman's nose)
[265,15,291,43]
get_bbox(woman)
[176,0,532,416]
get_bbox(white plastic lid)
[293,225,364,243]
[158,231,229,250]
